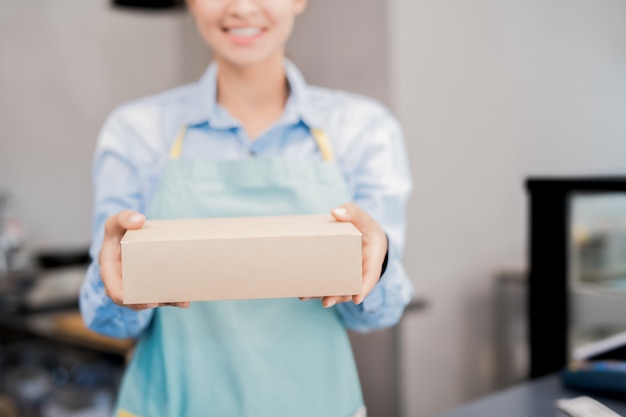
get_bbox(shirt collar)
[182,59,324,130]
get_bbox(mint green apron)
[114,127,365,417]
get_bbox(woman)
[80,0,413,416]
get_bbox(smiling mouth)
[225,27,263,37]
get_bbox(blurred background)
[1,0,626,416]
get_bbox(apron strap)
[309,128,335,162]
[168,125,334,162]
[168,125,188,159]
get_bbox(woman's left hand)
[299,203,388,308]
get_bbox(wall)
[0,1,207,249]
[391,0,626,415]
[288,0,390,105]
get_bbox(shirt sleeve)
[79,110,155,339]
[334,107,414,333]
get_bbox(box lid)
[121,214,361,243]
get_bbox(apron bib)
[115,127,364,417]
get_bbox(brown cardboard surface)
[121,214,362,304]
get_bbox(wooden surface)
[52,312,134,355]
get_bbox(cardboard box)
[121,214,362,304]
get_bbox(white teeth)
[228,27,261,37]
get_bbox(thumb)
[105,210,145,240]
[331,203,376,235]
[331,205,351,222]
[121,211,145,230]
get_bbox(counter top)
[0,309,134,356]
[434,374,626,417]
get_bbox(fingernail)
[325,300,336,308]
[301,297,311,301]
[356,297,364,305]
[333,207,348,218]
[129,213,144,224]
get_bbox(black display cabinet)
[526,177,626,379]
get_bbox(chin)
[215,48,282,69]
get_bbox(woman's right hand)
[99,210,190,311]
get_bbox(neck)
[216,55,289,139]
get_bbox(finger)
[353,270,379,305]
[162,302,191,308]
[99,239,124,305]
[322,295,352,308]
[127,303,159,311]
[353,239,388,304]
[128,302,189,310]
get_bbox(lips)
[223,26,264,45]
